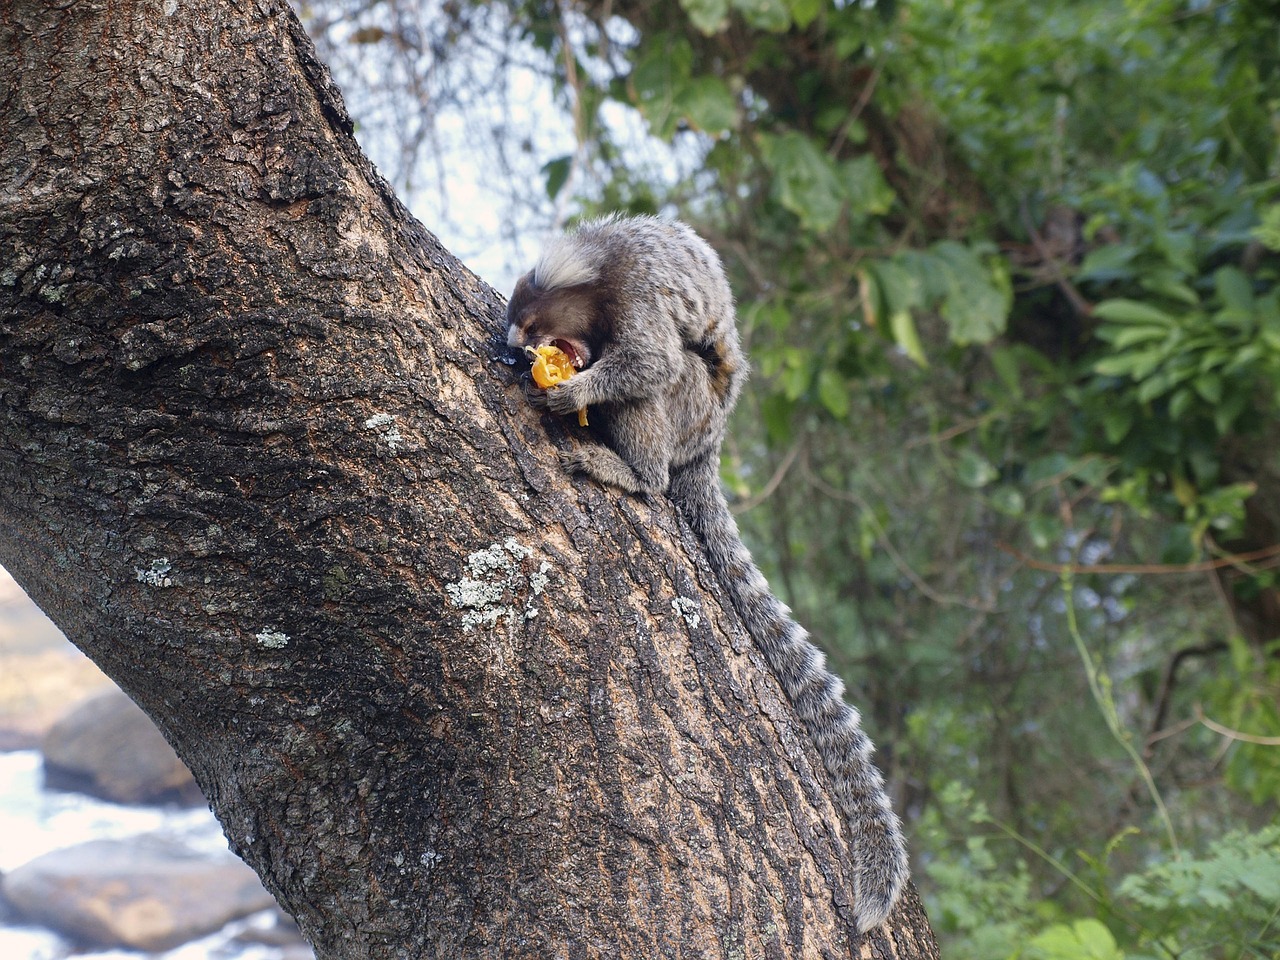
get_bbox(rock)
[1,837,276,951]
[0,565,115,749]
[0,649,115,750]
[41,688,202,805]
[0,565,71,656]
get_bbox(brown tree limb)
[1143,642,1228,759]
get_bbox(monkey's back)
[558,217,742,368]
[567,216,747,469]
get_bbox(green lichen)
[671,596,700,629]
[135,558,174,588]
[445,538,548,632]
[322,565,351,601]
[255,627,290,649]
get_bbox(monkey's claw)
[522,378,551,408]
[557,448,593,476]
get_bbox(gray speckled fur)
[506,214,908,932]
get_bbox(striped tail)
[668,453,908,933]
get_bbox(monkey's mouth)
[534,337,590,370]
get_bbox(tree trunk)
[0,2,938,957]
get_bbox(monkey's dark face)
[505,273,597,370]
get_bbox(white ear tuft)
[533,234,600,290]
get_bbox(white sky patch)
[298,0,706,291]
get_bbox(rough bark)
[0,1,939,957]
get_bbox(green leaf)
[1154,229,1196,274]
[871,258,926,363]
[1141,272,1200,306]
[1193,372,1223,404]
[990,486,1025,516]
[679,0,730,34]
[1224,343,1263,374]
[1258,290,1280,335]
[1214,265,1254,317]
[1214,390,1248,434]
[730,0,791,32]
[890,309,928,367]
[1251,203,1280,251]
[760,392,796,446]
[1093,346,1167,379]
[1102,406,1134,444]
[1093,299,1176,325]
[840,154,895,218]
[1024,453,1073,485]
[1028,515,1061,551]
[1197,349,1231,373]
[541,156,572,200]
[1027,919,1124,960]
[1095,324,1171,350]
[956,449,998,489]
[816,368,850,419]
[629,39,694,139]
[1168,387,1193,421]
[990,347,1023,400]
[785,0,823,28]
[870,259,923,313]
[759,132,844,233]
[933,241,1011,345]
[674,75,739,135]
[1136,365,1192,403]
[779,347,811,400]
[1077,244,1138,282]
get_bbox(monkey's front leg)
[547,339,681,415]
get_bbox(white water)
[0,751,293,960]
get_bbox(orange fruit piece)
[528,345,588,426]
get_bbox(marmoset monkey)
[506,214,908,933]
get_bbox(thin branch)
[732,442,802,514]
[804,462,996,612]
[998,540,1280,576]
[1018,199,1094,320]
[901,414,991,451]
[1144,641,1228,758]
[552,1,591,226]
[1145,714,1200,746]
[829,60,883,159]
[1195,704,1280,746]
[1061,573,1180,859]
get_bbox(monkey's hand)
[543,376,589,417]
[521,376,551,409]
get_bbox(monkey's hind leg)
[559,445,657,494]
[560,402,672,495]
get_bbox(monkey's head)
[505,272,600,371]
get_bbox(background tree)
[0,0,941,956]
[298,0,1280,956]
